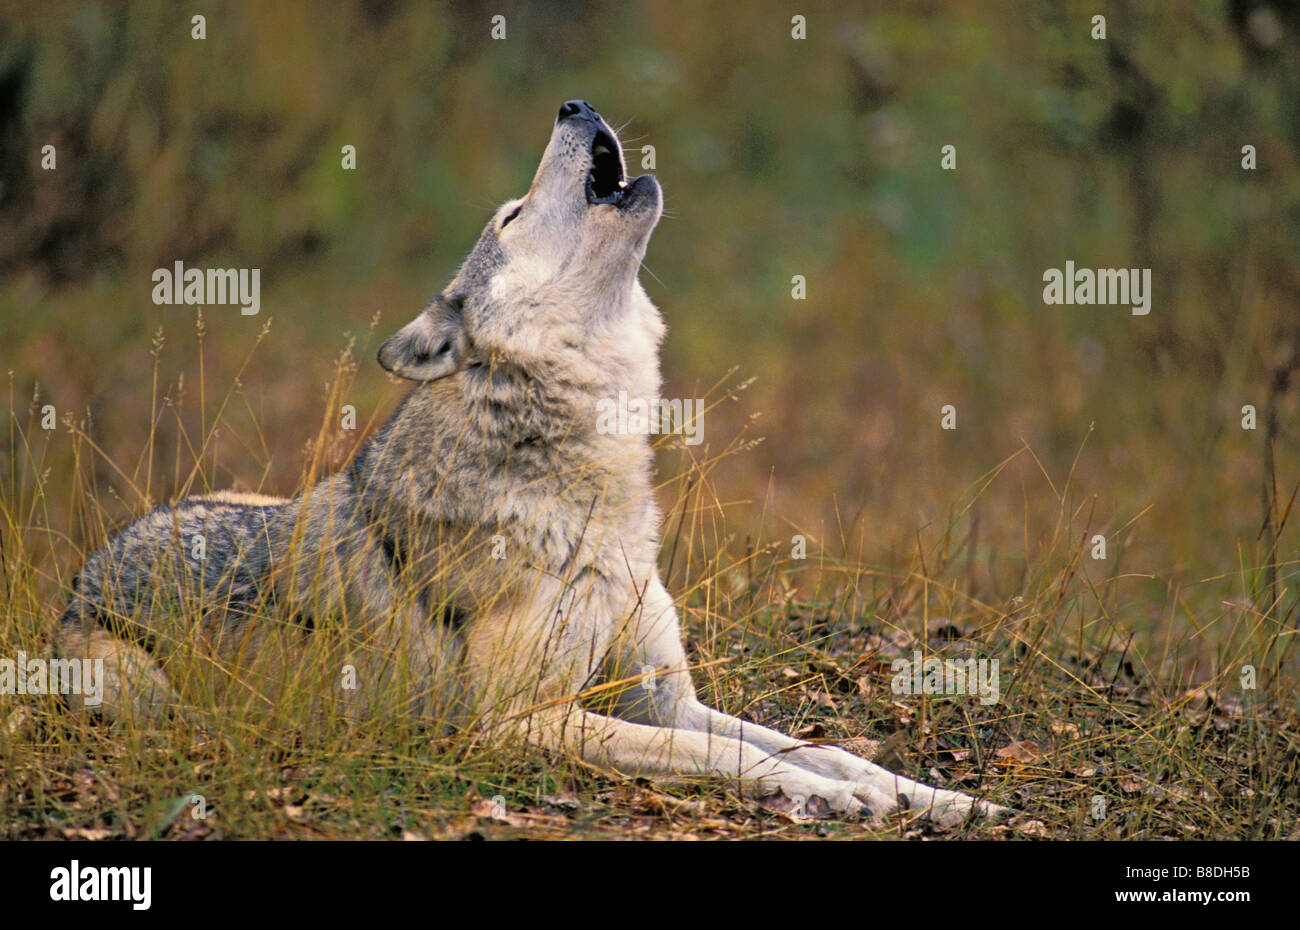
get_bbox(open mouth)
[585,128,627,206]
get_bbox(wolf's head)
[379,100,663,384]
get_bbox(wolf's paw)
[761,774,875,820]
[902,787,1014,828]
[850,780,901,819]
[975,799,1017,821]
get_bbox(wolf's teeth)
[594,145,611,156]
[617,180,627,189]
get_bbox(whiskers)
[638,261,666,288]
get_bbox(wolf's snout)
[557,99,601,124]
[551,99,655,213]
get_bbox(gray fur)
[57,102,1007,824]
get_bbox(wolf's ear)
[377,297,470,382]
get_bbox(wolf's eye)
[500,205,522,230]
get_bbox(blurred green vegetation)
[1,0,1298,644]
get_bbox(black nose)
[557,99,601,124]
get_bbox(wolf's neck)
[468,273,665,397]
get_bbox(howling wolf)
[58,100,1006,825]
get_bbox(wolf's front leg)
[519,706,874,818]
[670,701,1010,825]
[463,571,868,817]
[614,576,1009,824]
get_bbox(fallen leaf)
[1016,819,1051,838]
[469,797,526,826]
[61,827,111,840]
[759,786,830,821]
[541,794,581,810]
[995,740,1041,764]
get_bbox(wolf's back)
[59,493,293,647]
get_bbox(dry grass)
[2,333,1296,841]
